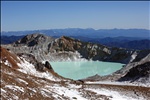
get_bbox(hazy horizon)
[1,1,149,31]
[1,27,150,33]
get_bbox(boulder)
[45,61,53,71]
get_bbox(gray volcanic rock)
[115,54,150,75]
[17,53,54,72]
[49,36,111,60]
[118,62,150,82]
[46,36,139,63]
[83,54,150,85]
[116,54,150,84]
[132,50,150,62]
[114,54,150,83]
[14,33,54,46]
[2,33,150,64]
[45,61,53,71]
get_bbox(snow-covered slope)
[1,46,149,100]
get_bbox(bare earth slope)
[1,46,150,100]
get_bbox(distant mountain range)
[1,35,24,44]
[1,28,150,38]
[1,28,150,50]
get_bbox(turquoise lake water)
[50,61,124,80]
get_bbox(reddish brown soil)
[1,46,20,68]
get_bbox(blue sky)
[1,1,149,31]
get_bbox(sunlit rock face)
[117,54,150,84]
[84,53,150,86]
[2,33,150,64]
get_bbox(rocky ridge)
[83,53,150,87]
[2,33,149,64]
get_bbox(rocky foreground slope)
[2,33,150,64]
[1,46,150,100]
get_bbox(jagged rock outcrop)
[115,54,150,75]
[45,61,53,71]
[83,53,150,85]
[2,33,150,64]
[116,54,150,84]
[118,62,150,82]
[14,33,54,46]
[17,53,54,72]
[132,50,150,62]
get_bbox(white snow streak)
[1,88,7,93]
[86,81,150,87]
[16,78,28,85]
[86,88,138,100]
[4,60,12,67]
[45,85,87,100]
[5,85,24,92]
[17,57,60,81]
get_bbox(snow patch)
[27,87,37,93]
[130,52,137,62]
[45,84,87,100]
[40,88,52,97]
[67,84,82,89]
[86,88,138,100]
[5,85,24,92]
[17,57,60,81]
[16,78,28,85]
[86,81,150,87]
[12,95,19,100]
[1,88,7,93]
[4,60,12,67]
[6,72,16,76]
